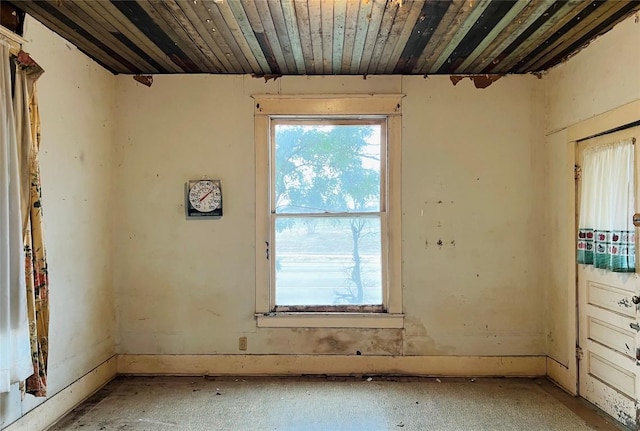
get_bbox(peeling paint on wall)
[133,75,153,87]
[450,74,503,89]
[251,73,283,82]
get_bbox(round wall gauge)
[186,179,223,217]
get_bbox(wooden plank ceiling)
[10,0,640,75]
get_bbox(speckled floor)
[49,376,626,431]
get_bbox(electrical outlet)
[239,336,247,351]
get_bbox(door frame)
[553,100,640,401]
[575,126,639,429]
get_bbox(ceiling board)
[11,0,640,75]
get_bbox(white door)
[578,127,640,429]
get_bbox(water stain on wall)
[315,334,352,353]
[261,328,403,355]
[403,317,455,355]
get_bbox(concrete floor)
[50,376,627,431]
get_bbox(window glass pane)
[275,217,382,306]
[274,123,381,214]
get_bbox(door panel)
[578,126,640,430]
[587,317,635,357]
[587,280,636,318]
[588,351,635,398]
[581,355,637,427]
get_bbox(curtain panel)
[15,51,48,396]
[0,42,48,396]
[577,138,635,272]
[0,41,33,394]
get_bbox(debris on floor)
[47,376,622,431]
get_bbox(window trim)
[255,312,404,329]
[254,94,403,328]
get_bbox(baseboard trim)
[3,356,117,431]
[546,356,577,396]
[117,354,546,377]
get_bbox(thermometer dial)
[188,180,221,213]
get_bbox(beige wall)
[543,15,640,392]
[113,74,546,357]
[0,17,116,428]
[402,76,545,356]
[545,17,640,134]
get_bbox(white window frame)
[254,95,403,328]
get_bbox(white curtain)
[0,41,33,393]
[577,138,635,272]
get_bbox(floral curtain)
[577,138,635,272]
[14,51,48,397]
[0,41,33,394]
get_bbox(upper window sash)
[270,118,387,216]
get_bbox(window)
[273,119,385,310]
[254,95,402,328]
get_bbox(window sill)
[255,312,404,328]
